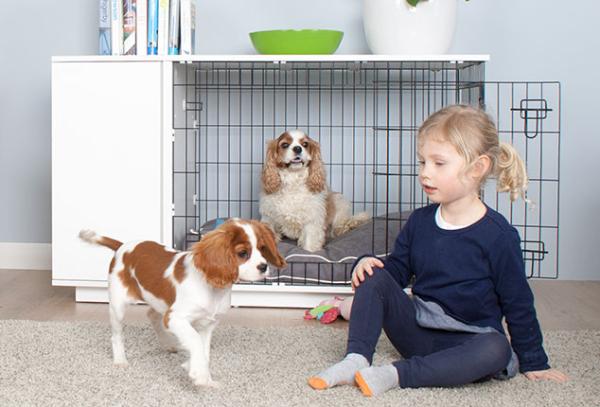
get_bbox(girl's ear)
[471,155,492,180]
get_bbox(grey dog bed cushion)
[199,212,411,285]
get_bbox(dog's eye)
[302,142,308,148]
[237,250,249,259]
[281,143,289,149]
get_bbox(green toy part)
[308,304,335,317]
[304,296,353,323]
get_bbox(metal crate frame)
[171,58,560,307]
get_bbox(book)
[123,0,136,55]
[168,0,180,55]
[99,0,111,55]
[110,0,124,55]
[157,0,170,55]
[147,0,158,54]
[180,0,196,55]
[136,0,147,55]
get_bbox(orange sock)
[354,371,373,397]
[307,353,369,391]
[354,365,399,397]
[307,376,329,390]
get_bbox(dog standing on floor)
[260,130,370,252]
[79,219,285,387]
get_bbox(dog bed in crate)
[198,212,411,285]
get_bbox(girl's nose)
[419,163,429,179]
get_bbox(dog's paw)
[205,379,222,388]
[188,366,218,387]
[298,233,324,252]
[193,377,221,388]
[300,242,323,252]
[190,374,210,387]
[113,360,129,368]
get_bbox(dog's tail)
[328,193,371,237]
[79,229,123,252]
[332,212,370,237]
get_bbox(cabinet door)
[52,61,165,285]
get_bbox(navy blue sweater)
[379,204,549,373]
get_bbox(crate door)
[478,82,561,279]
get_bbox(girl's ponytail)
[495,142,529,202]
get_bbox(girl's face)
[417,137,479,206]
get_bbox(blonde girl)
[308,104,567,396]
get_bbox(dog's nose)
[257,263,268,273]
[293,146,302,154]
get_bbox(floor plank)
[1,269,599,330]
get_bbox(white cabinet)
[58,56,535,307]
[51,59,173,301]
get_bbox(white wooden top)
[52,54,489,63]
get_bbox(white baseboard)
[0,242,52,270]
[76,287,109,302]
[74,284,355,307]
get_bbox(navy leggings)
[346,269,512,388]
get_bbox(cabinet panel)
[52,61,164,285]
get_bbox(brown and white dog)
[79,219,285,387]
[259,130,369,252]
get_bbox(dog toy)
[304,296,353,324]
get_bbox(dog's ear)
[192,227,239,288]
[306,137,326,193]
[262,138,282,194]
[250,220,287,269]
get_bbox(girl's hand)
[351,257,384,290]
[524,368,568,383]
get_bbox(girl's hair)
[417,104,528,202]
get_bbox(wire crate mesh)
[172,60,560,285]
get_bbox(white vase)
[363,0,458,54]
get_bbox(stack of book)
[99,0,196,56]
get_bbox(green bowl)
[249,29,344,55]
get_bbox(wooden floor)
[1,269,599,330]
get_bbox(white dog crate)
[170,56,560,307]
[51,56,560,306]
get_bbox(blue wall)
[1,0,598,279]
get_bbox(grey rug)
[1,320,598,407]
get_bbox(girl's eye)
[435,162,445,166]
[238,250,249,259]
[281,143,289,149]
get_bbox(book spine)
[167,0,180,55]
[110,0,124,55]
[180,0,195,55]
[136,0,147,55]
[123,0,136,55]
[190,0,196,54]
[157,0,170,55]
[147,0,158,55]
[99,0,111,55]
